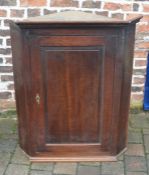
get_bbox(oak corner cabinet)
[10,11,142,162]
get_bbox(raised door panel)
[41,47,102,144]
[29,34,119,158]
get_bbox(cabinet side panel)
[10,22,28,152]
[107,32,125,154]
[117,24,136,152]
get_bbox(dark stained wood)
[9,11,142,161]
[117,24,137,153]
[9,22,26,149]
[42,49,101,144]
[16,11,142,25]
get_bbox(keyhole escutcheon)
[35,94,40,105]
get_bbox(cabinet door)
[29,35,119,160]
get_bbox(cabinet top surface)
[15,11,142,25]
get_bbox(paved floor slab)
[79,162,100,166]
[11,146,30,165]
[101,161,124,175]
[130,114,149,129]
[5,164,29,175]
[128,131,143,143]
[126,172,148,175]
[125,156,147,172]
[0,138,17,152]
[77,165,100,175]
[125,144,144,156]
[144,134,149,153]
[53,163,77,175]
[0,118,17,135]
[0,152,11,175]
[31,162,54,171]
[29,170,52,175]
